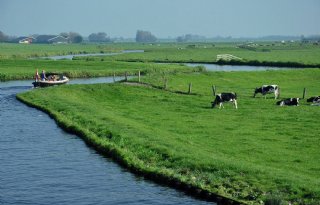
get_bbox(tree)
[0,31,8,42]
[60,32,83,43]
[88,32,111,42]
[73,35,83,43]
[176,36,185,43]
[135,30,157,43]
[68,32,83,43]
[176,34,206,43]
[60,32,69,38]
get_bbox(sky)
[0,0,319,38]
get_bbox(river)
[0,78,213,205]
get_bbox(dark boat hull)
[33,78,69,87]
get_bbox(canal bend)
[0,79,212,205]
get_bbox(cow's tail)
[234,92,237,100]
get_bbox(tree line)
[0,30,161,43]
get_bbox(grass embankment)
[17,69,320,205]
[0,59,197,81]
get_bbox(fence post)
[188,83,192,94]
[138,70,141,82]
[212,85,216,96]
[113,72,115,82]
[125,72,128,82]
[303,88,306,99]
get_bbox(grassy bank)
[0,59,198,81]
[17,69,320,204]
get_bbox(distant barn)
[15,35,68,44]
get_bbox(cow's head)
[307,97,315,102]
[211,100,216,108]
[253,87,259,98]
[211,96,220,108]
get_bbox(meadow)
[17,69,320,205]
[1,42,320,81]
[3,41,320,204]
[1,42,320,66]
[0,58,198,81]
[0,42,128,59]
[96,42,320,67]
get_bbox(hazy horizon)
[1,0,319,38]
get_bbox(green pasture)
[99,43,320,66]
[0,42,125,59]
[1,42,320,67]
[0,59,196,81]
[17,69,320,204]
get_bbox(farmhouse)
[36,35,68,44]
[17,36,36,44]
[48,35,69,44]
[15,35,69,44]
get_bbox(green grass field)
[1,42,319,82]
[1,42,320,66]
[0,43,124,59]
[17,69,320,205]
[96,42,320,66]
[0,58,198,81]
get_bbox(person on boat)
[35,69,40,82]
[49,75,56,81]
[41,70,46,81]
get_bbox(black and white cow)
[253,85,280,99]
[212,93,238,109]
[307,96,320,103]
[276,98,299,106]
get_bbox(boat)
[32,73,69,87]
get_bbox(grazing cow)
[276,98,299,106]
[253,85,280,99]
[212,92,238,109]
[307,96,320,103]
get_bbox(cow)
[307,96,320,103]
[276,98,299,106]
[253,85,280,99]
[212,92,238,109]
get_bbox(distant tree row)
[0,31,9,42]
[60,32,83,43]
[88,32,111,42]
[176,34,206,42]
[135,30,157,43]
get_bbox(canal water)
[34,50,144,60]
[185,63,294,71]
[0,78,213,205]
